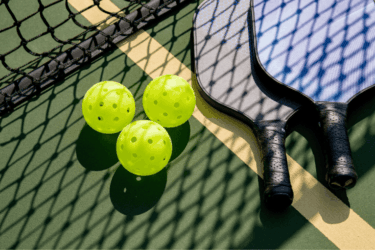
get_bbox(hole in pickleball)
[99,102,104,106]
[121,145,124,150]
[127,108,130,113]
[116,90,121,95]
[136,177,141,181]
[163,140,166,145]
[163,157,166,160]
[163,92,167,96]
[146,93,149,98]
[104,88,108,92]
[174,103,179,108]
[163,113,168,116]
[154,100,158,105]
[187,97,190,101]
[148,139,153,144]
[131,137,137,143]
[114,117,119,121]
[127,94,130,98]
[133,153,137,157]
[177,115,182,119]
[150,156,154,160]
[98,116,103,121]
[113,104,117,108]
[89,105,92,110]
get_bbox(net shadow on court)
[0,0,375,249]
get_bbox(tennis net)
[0,0,191,116]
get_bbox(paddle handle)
[255,120,293,209]
[316,102,358,189]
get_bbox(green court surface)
[1,0,375,249]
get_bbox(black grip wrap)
[316,102,358,190]
[255,120,293,209]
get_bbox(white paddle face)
[194,0,300,122]
[253,0,375,102]
[194,0,305,209]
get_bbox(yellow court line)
[68,0,375,249]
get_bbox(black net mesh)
[0,0,190,116]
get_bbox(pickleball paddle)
[249,0,375,189]
[193,0,310,209]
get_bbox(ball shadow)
[110,165,167,215]
[165,120,191,162]
[76,123,119,171]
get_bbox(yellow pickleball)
[82,81,135,134]
[143,75,196,128]
[116,120,173,176]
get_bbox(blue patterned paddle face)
[253,0,375,103]
[249,0,375,190]
[194,0,309,210]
